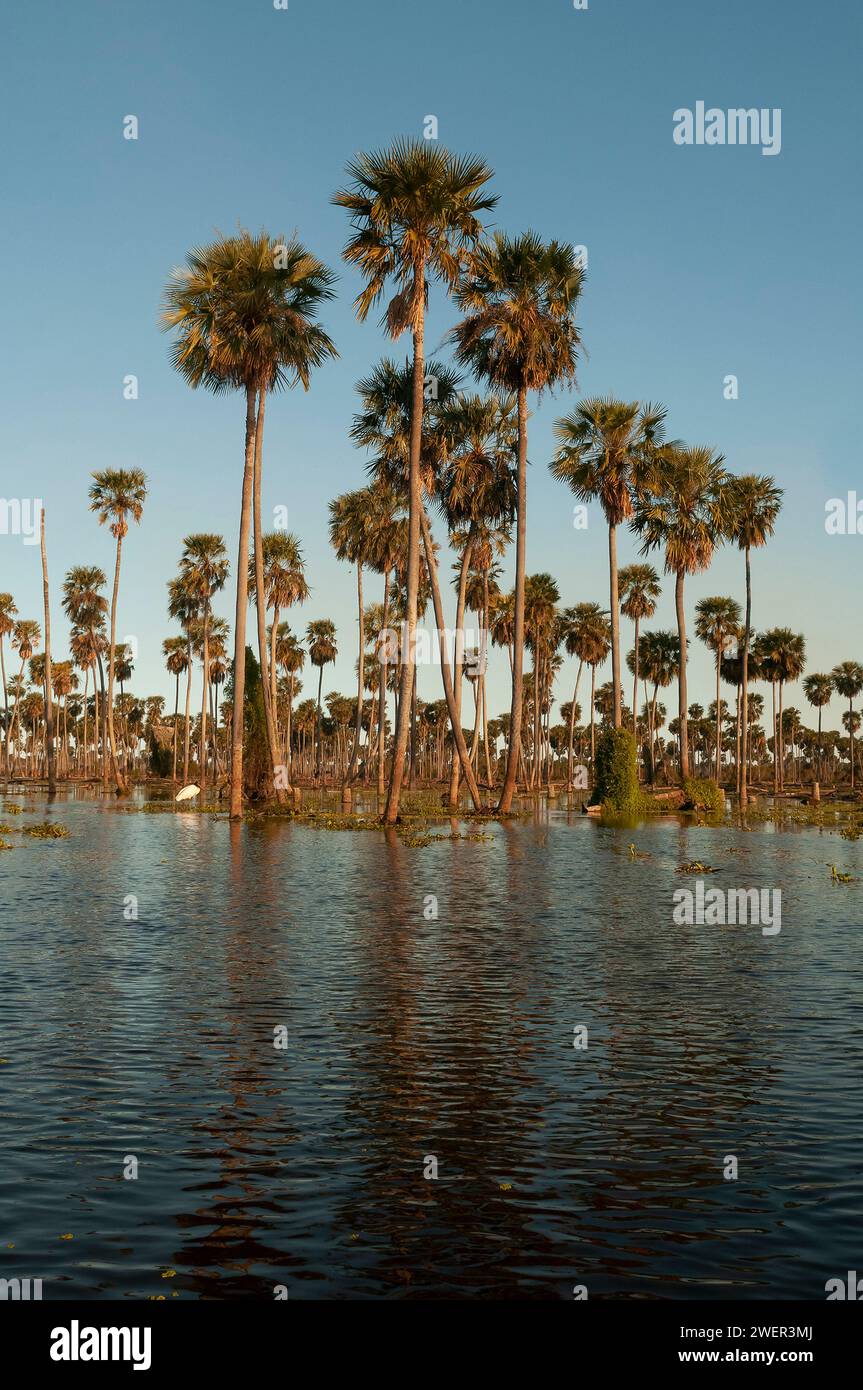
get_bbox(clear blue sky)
[2,0,860,728]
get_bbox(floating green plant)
[23,822,69,839]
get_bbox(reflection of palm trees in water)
[335,823,556,1295]
[166,820,300,1296]
[552,818,784,1295]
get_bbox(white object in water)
[175,784,200,802]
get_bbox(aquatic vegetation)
[0,839,14,852]
[627,843,650,859]
[677,861,720,874]
[682,778,725,816]
[2,804,23,815]
[22,822,69,838]
[829,865,855,883]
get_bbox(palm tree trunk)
[230,384,257,819]
[199,604,209,792]
[378,569,390,798]
[270,604,280,738]
[632,615,640,738]
[740,545,752,803]
[315,664,324,780]
[498,381,528,813]
[850,698,855,790]
[0,635,7,776]
[675,570,690,780]
[40,510,56,795]
[252,387,285,804]
[419,505,483,811]
[172,674,179,781]
[609,521,621,727]
[448,536,474,807]
[347,563,365,784]
[771,682,778,793]
[183,636,193,784]
[589,664,597,774]
[714,651,722,783]
[106,534,126,794]
[567,661,584,789]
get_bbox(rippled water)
[1,789,862,1300]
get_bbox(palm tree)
[37,508,57,793]
[803,673,833,782]
[694,596,742,783]
[163,636,189,782]
[351,360,483,809]
[248,530,309,755]
[452,232,584,811]
[618,563,661,742]
[550,400,667,728]
[329,489,375,786]
[335,139,496,823]
[638,630,679,782]
[831,661,863,788]
[724,474,782,802]
[179,533,229,791]
[524,573,561,788]
[163,230,336,818]
[89,468,147,793]
[760,628,805,789]
[437,392,517,803]
[62,566,108,779]
[307,620,338,782]
[168,573,200,785]
[275,626,305,782]
[633,445,729,779]
[0,594,18,774]
[559,603,611,786]
[8,619,40,772]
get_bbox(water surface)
[1,790,861,1299]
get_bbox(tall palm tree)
[559,603,611,787]
[633,445,729,780]
[0,594,18,774]
[163,230,336,818]
[618,563,661,741]
[307,620,338,782]
[89,468,147,793]
[550,400,667,728]
[179,533,229,791]
[524,573,561,788]
[452,232,584,811]
[276,626,305,782]
[62,566,108,779]
[168,573,200,785]
[760,628,805,789]
[8,619,40,771]
[831,661,863,788]
[163,636,189,782]
[437,393,517,803]
[351,360,483,809]
[637,629,680,782]
[329,489,375,786]
[335,139,496,823]
[724,474,782,802]
[248,531,310,753]
[803,673,833,783]
[694,596,742,783]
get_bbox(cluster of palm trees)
[4,139,862,810]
